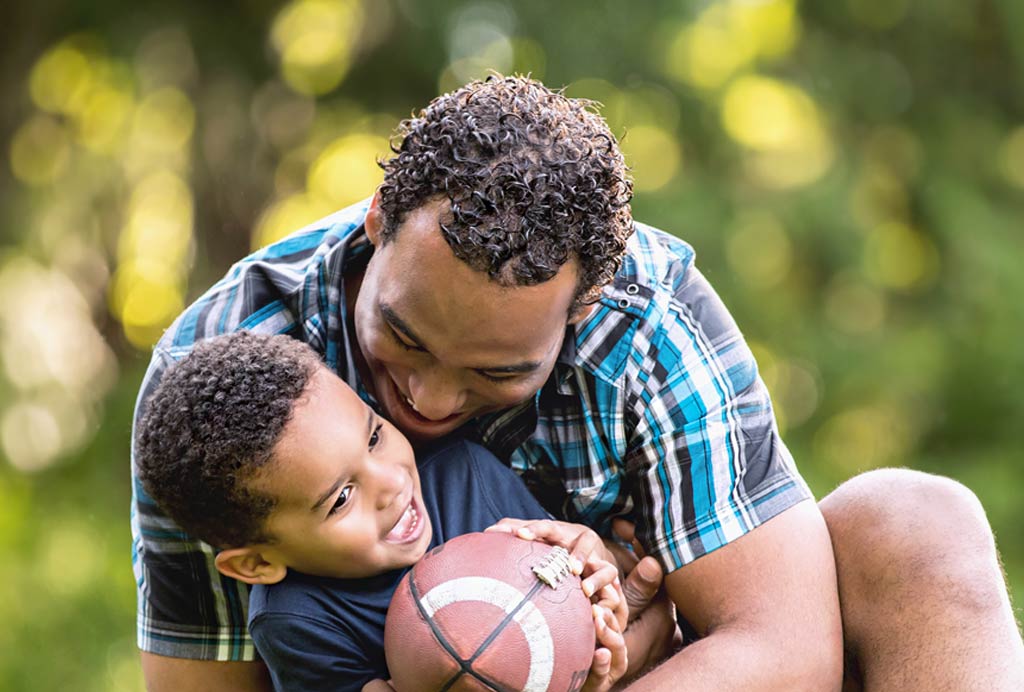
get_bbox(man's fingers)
[622,556,663,620]
[611,518,636,543]
[484,518,530,533]
[611,517,647,558]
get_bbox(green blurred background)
[1,0,1022,689]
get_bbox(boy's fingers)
[582,563,619,599]
[595,607,628,683]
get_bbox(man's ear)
[567,302,597,325]
[214,546,287,585]
[365,188,384,246]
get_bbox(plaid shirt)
[131,198,811,659]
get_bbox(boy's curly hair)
[377,74,634,309]
[134,332,322,548]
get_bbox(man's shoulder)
[567,221,698,386]
[157,197,371,353]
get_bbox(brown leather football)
[384,531,596,692]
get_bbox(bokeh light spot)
[29,42,93,114]
[998,126,1024,189]
[622,125,681,192]
[2,401,62,473]
[109,261,185,348]
[814,404,912,475]
[39,520,104,596]
[271,0,363,96]
[9,115,72,186]
[119,170,194,268]
[725,211,793,289]
[823,273,887,334]
[76,86,134,155]
[722,75,834,188]
[863,221,940,291]
[253,193,335,249]
[307,133,386,207]
[132,87,195,154]
[663,0,799,89]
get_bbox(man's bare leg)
[820,468,1024,691]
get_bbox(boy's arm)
[140,653,273,692]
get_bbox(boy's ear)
[214,547,287,585]
[365,188,384,246]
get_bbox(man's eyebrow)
[311,408,374,513]
[379,303,541,374]
[380,304,425,348]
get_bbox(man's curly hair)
[134,332,323,548]
[377,74,634,309]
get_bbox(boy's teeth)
[388,504,417,540]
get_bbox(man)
[132,75,1024,690]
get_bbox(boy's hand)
[582,604,628,692]
[485,518,628,632]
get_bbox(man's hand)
[361,679,397,691]
[608,518,667,624]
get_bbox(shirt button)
[626,283,640,295]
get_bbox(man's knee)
[820,468,1005,612]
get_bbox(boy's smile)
[248,366,432,579]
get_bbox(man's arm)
[623,500,844,691]
[140,653,273,692]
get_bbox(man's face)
[252,367,432,579]
[354,197,584,440]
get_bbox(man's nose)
[407,367,467,421]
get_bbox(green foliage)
[1,1,1022,689]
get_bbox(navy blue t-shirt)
[248,438,549,692]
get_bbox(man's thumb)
[622,556,663,618]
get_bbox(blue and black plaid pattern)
[131,198,810,659]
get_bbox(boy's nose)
[372,462,407,511]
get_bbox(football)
[384,531,596,692]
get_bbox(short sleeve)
[624,266,812,572]
[250,613,382,692]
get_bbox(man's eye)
[369,422,384,450]
[328,486,352,516]
[479,371,519,383]
[387,326,421,352]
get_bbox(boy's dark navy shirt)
[248,438,549,692]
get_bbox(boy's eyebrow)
[310,407,374,513]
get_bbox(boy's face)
[251,366,432,579]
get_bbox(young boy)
[134,332,628,692]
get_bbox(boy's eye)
[369,422,383,450]
[328,486,352,516]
